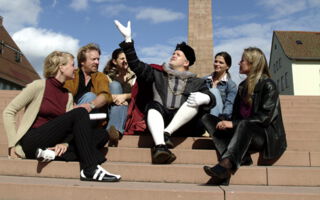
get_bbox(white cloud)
[136,8,184,23]
[138,44,173,65]
[70,0,88,11]
[100,5,185,24]
[214,0,320,85]
[100,4,129,16]
[258,0,320,19]
[0,0,41,33]
[12,27,80,76]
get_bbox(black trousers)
[202,114,265,170]
[20,108,107,170]
[146,101,205,136]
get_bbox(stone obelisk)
[188,0,214,77]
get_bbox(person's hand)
[112,94,127,105]
[48,144,68,157]
[187,92,210,107]
[74,103,92,113]
[114,20,132,42]
[9,147,20,159]
[216,120,233,130]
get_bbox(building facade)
[0,16,40,90]
[269,31,320,95]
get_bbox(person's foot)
[203,164,231,179]
[152,145,176,164]
[108,125,120,147]
[241,154,253,166]
[206,175,231,186]
[80,165,121,182]
[35,148,55,162]
[164,132,174,149]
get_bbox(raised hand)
[114,20,132,42]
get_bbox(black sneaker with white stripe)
[80,165,121,182]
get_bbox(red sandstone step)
[2,176,320,200]
[1,157,320,186]
[105,147,313,167]
[222,185,320,200]
[0,175,223,200]
[0,144,316,167]
[115,135,320,152]
[1,135,319,153]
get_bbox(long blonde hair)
[242,47,271,105]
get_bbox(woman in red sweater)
[3,51,121,182]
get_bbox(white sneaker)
[35,148,55,162]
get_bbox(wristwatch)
[89,102,96,109]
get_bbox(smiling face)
[214,55,229,74]
[112,52,128,70]
[169,50,189,71]
[60,57,76,80]
[81,50,100,74]
[239,56,251,75]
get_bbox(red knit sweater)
[32,78,69,128]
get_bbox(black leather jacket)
[232,77,287,159]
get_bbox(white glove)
[187,92,210,107]
[114,20,132,42]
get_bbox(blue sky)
[1,0,320,83]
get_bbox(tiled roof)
[275,31,320,60]
[0,17,40,87]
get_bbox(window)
[279,58,282,69]
[274,44,277,50]
[281,76,285,91]
[276,60,278,71]
[0,40,3,54]
[285,72,289,88]
[15,52,22,63]
[273,64,276,73]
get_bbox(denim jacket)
[204,74,237,119]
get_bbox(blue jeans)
[107,81,128,134]
[77,92,97,105]
[209,88,223,117]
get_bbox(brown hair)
[213,51,232,79]
[77,43,101,67]
[43,51,74,78]
[242,47,271,105]
[103,48,124,78]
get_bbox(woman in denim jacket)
[204,52,237,120]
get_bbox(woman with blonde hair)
[3,51,121,182]
[201,47,287,185]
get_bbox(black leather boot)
[152,144,176,164]
[164,132,174,148]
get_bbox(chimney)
[0,16,3,26]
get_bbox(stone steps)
[1,157,320,187]
[2,175,320,200]
[0,92,320,199]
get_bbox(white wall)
[292,62,320,95]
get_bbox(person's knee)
[73,107,88,116]
[109,81,123,94]
[77,92,97,104]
